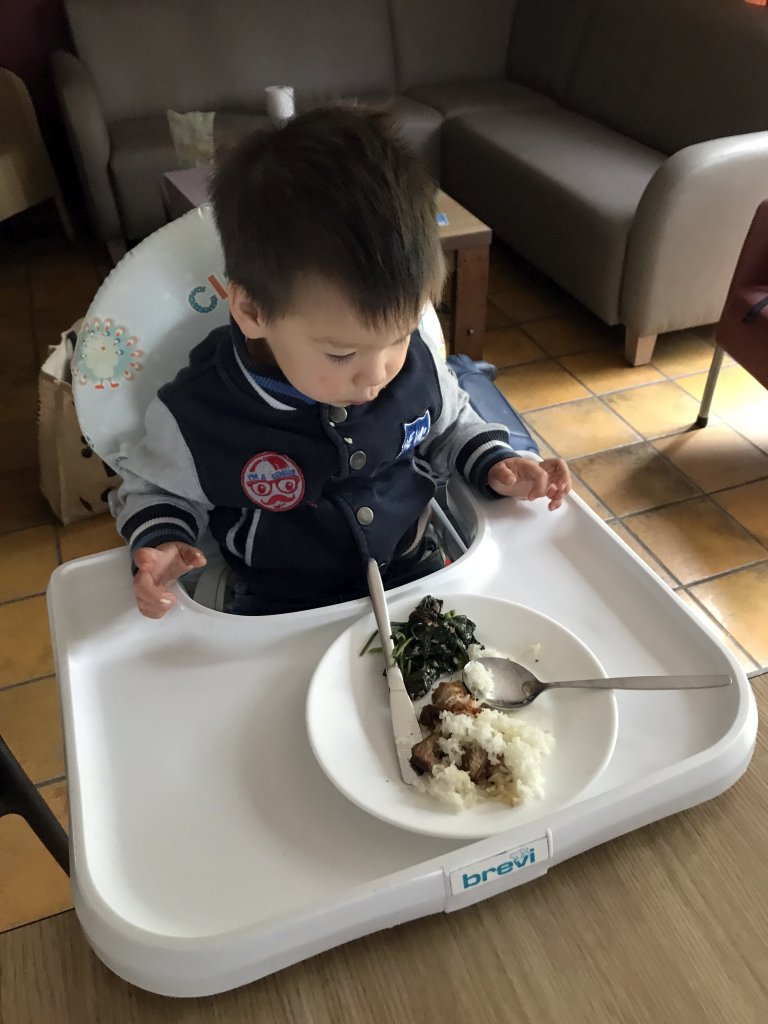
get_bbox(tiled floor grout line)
[0,908,73,939]
[605,519,686,591]
[0,522,56,541]
[0,591,47,608]
[524,423,616,517]
[608,431,768,554]
[674,585,761,672]
[654,486,768,559]
[0,673,55,693]
[663,555,768,591]
[709,478,768,500]
[570,476,615,518]
[35,774,66,789]
[53,528,63,568]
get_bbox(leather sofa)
[54,0,768,364]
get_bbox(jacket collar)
[223,318,316,413]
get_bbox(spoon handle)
[545,674,733,691]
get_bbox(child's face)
[229,279,416,406]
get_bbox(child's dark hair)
[210,105,446,329]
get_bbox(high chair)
[47,205,756,998]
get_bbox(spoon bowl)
[464,656,733,710]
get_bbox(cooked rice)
[417,763,479,811]
[462,658,495,699]
[416,707,554,811]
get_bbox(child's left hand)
[487,456,571,511]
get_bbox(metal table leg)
[695,344,725,428]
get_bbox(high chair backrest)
[73,205,445,471]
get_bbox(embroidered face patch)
[241,452,305,511]
[398,409,431,458]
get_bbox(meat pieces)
[410,731,442,775]
[431,679,483,718]
[418,703,442,730]
[431,680,469,710]
[411,679,486,775]
[461,745,491,783]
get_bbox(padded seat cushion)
[408,78,555,120]
[442,106,663,323]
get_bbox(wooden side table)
[162,168,491,359]
[435,192,492,361]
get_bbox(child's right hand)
[132,542,207,619]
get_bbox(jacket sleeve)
[418,342,519,497]
[112,397,213,558]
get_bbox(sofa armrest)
[52,49,122,242]
[621,132,768,337]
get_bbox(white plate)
[306,593,619,839]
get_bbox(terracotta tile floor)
[1,223,767,938]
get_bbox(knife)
[366,559,422,786]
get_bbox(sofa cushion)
[109,100,441,240]
[506,0,598,104]
[389,0,518,92]
[442,108,663,324]
[66,0,396,123]
[293,92,443,179]
[566,0,768,155]
[408,79,555,120]
[109,112,271,239]
[385,96,443,181]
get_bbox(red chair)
[697,199,768,426]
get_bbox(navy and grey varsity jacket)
[114,320,518,610]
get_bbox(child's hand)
[487,457,571,511]
[132,542,207,619]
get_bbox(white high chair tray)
[48,487,756,998]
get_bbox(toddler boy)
[114,106,570,617]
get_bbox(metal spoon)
[464,656,733,710]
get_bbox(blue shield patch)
[398,409,431,458]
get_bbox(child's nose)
[354,357,389,388]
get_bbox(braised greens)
[360,595,482,700]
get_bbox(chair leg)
[0,734,70,875]
[695,344,725,428]
[624,329,658,366]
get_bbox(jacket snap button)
[349,450,367,470]
[329,406,348,423]
[356,506,374,525]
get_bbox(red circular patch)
[241,452,305,511]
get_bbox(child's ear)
[228,285,267,337]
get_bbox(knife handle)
[367,559,395,666]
